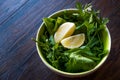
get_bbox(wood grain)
[0,0,120,80]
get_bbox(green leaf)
[49,35,55,45]
[66,53,96,72]
[75,23,84,30]
[76,2,82,13]
[83,3,92,12]
[102,18,109,25]
[89,14,93,23]
[43,18,55,35]
[53,17,66,32]
[76,2,84,17]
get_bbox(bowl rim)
[36,8,111,77]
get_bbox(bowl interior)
[36,9,111,77]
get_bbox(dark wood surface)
[0,0,120,80]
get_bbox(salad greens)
[35,3,109,73]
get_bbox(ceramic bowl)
[36,9,111,78]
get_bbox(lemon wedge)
[61,33,85,49]
[54,22,76,43]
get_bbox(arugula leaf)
[102,18,109,25]
[83,3,92,12]
[76,2,83,14]
[49,35,55,46]
[89,14,93,23]
[43,18,56,35]
[53,17,66,33]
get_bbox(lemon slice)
[54,22,76,43]
[61,33,85,49]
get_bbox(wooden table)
[0,0,120,80]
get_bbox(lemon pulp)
[61,33,85,49]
